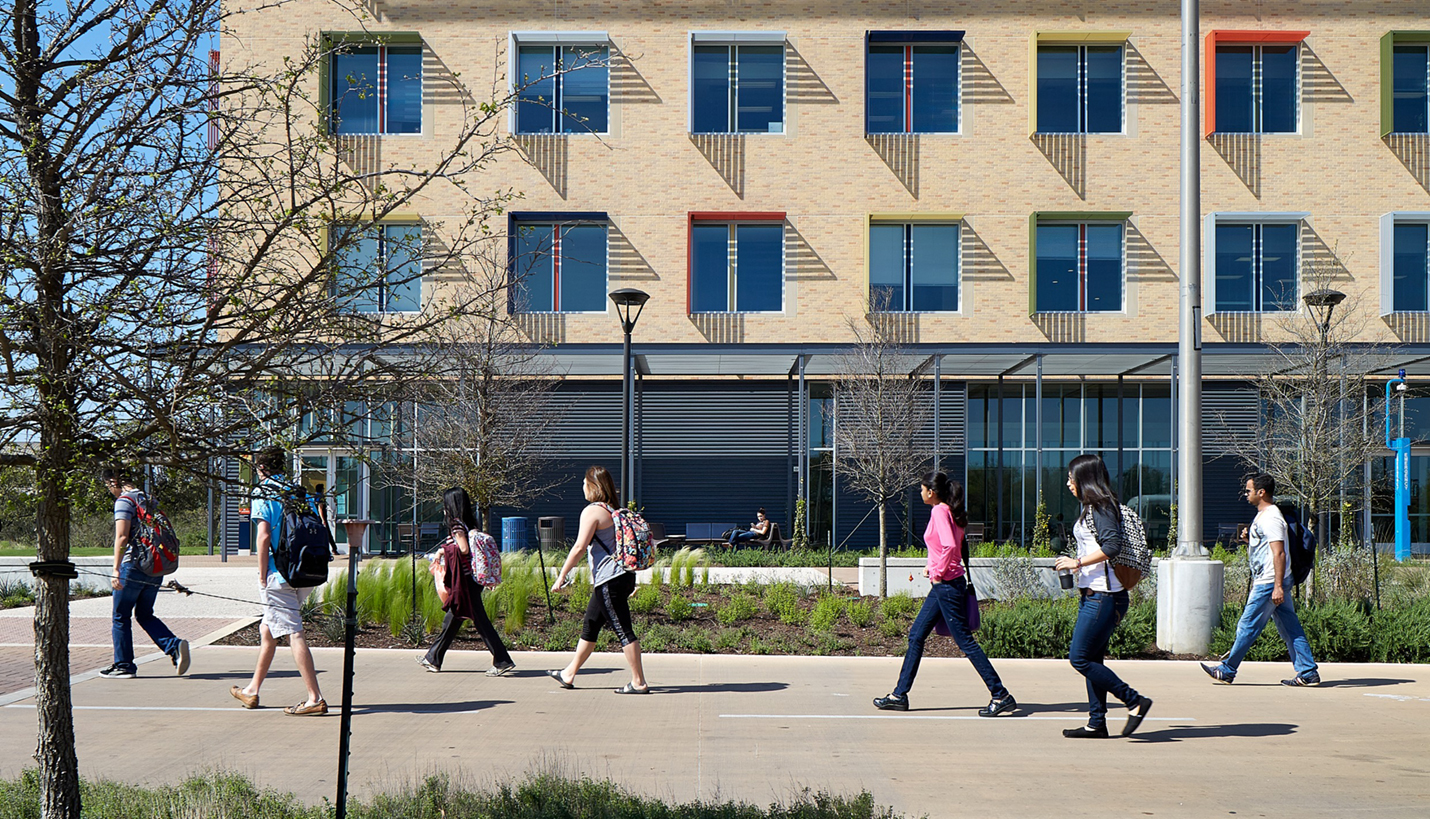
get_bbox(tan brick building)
[223,1,1430,552]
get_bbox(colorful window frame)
[1028,31,1130,136]
[1204,30,1308,136]
[865,213,963,312]
[687,211,785,314]
[322,32,424,136]
[329,220,424,313]
[1382,32,1430,136]
[507,212,610,314]
[1028,212,1129,314]
[865,31,964,134]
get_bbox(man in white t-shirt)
[1202,473,1320,686]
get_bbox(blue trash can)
[501,517,529,553]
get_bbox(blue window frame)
[690,222,783,312]
[1393,222,1430,312]
[692,45,784,134]
[866,45,959,133]
[512,223,608,313]
[1215,44,1299,134]
[332,224,422,313]
[1214,223,1299,312]
[1035,223,1123,313]
[330,45,422,135]
[1037,45,1123,134]
[1394,45,1430,134]
[516,44,610,134]
[870,223,959,311]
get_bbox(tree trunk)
[34,445,79,818]
[877,498,888,598]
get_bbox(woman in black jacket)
[1053,454,1153,738]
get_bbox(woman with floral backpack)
[417,487,514,676]
[549,465,650,694]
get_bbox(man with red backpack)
[99,468,189,679]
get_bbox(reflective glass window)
[1393,45,1430,134]
[1393,223,1430,312]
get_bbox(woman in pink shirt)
[874,472,1016,716]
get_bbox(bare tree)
[380,249,569,532]
[827,298,934,597]
[0,2,564,814]
[1223,252,1392,573]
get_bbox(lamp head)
[1302,288,1346,309]
[609,288,650,332]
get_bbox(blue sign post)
[1386,371,1411,561]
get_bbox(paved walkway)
[1,648,1426,816]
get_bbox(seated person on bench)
[728,508,772,547]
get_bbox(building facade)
[222,1,1430,553]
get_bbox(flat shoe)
[173,640,190,676]
[1122,696,1153,737]
[284,699,328,716]
[1062,724,1109,739]
[547,669,574,689]
[978,696,1017,717]
[615,682,651,694]
[229,685,258,710]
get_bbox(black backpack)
[1277,503,1317,586]
[273,485,334,588]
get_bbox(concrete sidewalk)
[1,647,1426,817]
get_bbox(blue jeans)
[1069,590,1140,730]
[728,530,761,546]
[1217,580,1318,678]
[112,563,180,670]
[893,577,1009,700]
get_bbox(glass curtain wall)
[966,382,1173,547]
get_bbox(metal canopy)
[532,343,1430,379]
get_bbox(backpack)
[468,530,502,587]
[1278,503,1317,586]
[273,484,333,588]
[1103,504,1153,590]
[123,491,180,577]
[599,503,655,571]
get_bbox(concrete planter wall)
[858,556,1075,600]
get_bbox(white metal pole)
[1176,0,1205,558]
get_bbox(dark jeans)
[112,562,180,669]
[728,530,761,547]
[424,587,513,670]
[894,576,1009,700]
[1069,590,1140,729]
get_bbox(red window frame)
[1204,30,1309,136]
[686,211,785,314]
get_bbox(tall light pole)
[1304,288,1346,555]
[610,288,649,506]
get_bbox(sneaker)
[417,656,439,673]
[1281,671,1321,687]
[171,640,190,676]
[1200,662,1234,684]
[485,662,516,677]
[872,694,909,712]
[978,696,1018,717]
[283,699,328,716]
[98,664,136,679]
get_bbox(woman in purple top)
[873,472,1016,716]
[418,488,514,676]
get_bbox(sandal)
[547,669,574,689]
[283,699,328,716]
[615,682,651,695]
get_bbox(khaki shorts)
[260,574,310,639]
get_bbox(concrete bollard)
[1155,557,1224,655]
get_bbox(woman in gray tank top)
[548,465,650,694]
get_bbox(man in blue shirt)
[230,446,327,715]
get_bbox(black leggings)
[424,587,513,670]
[581,572,638,646]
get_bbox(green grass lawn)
[0,544,114,557]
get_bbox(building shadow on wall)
[1302,45,1354,105]
[608,224,659,285]
[1125,42,1178,105]
[1301,223,1352,283]
[424,44,474,107]
[786,42,838,104]
[866,311,920,344]
[1384,134,1430,195]
[1207,133,1261,197]
[1031,133,1086,199]
[335,134,381,187]
[866,133,918,197]
[785,223,836,282]
[610,48,661,104]
[691,312,746,344]
[1383,313,1430,343]
[1032,312,1087,343]
[960,221,1013,283]
[516,312,567,345]
[1208,312,1265,343]
[1125,222,1177,284]
[514,133,568,198]
[691,133,745,197]
[961,42,1014,105]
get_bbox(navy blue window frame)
[508,212,610,313]
[865,31,963,134]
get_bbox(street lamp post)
[1303,288,1346,558]
[609,288,650,506]
[333,518,374,819]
